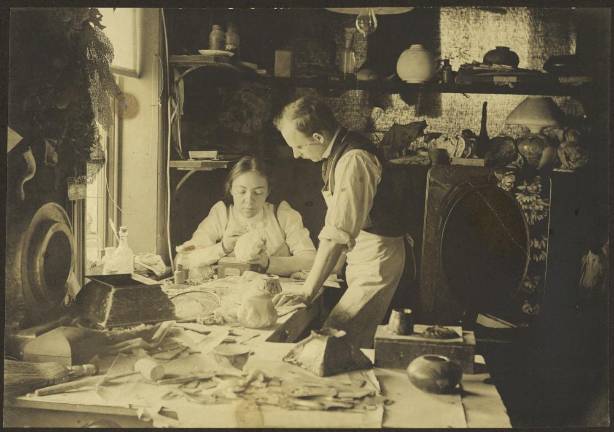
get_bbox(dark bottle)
[441,59,453,84]
[476,101,489,158]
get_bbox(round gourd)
[406,355,462,394]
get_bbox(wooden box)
[217,257,264,278]
[77,274,175,328]
[374,325,476,373]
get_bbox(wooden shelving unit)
[169,55,591,97]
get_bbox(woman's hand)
[247,250,270,271]
[221,228,246,254]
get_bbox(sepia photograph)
[3,4,610,428]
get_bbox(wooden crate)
[374,325,476,373]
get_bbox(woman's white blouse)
[180,200,316,268]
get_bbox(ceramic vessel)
[388,308,414,335]
[406,354,462,394]
[213,343,252,370]
[396,44,434,83]
[209,25,225,51]
[485,136,518,167]
[237,291,277,329]
[517,134,550,169]
[429,148,451,165]
[483,46,519,68]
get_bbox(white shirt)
[180,200,316,268]
[318,132,383,250]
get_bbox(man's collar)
[321,127,343,160]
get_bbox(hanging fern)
[10,7,122,182]
[83,24,123,130]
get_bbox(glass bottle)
[209,24,225,51]
[441,59,453,84]
[101,246,116,275]
[476,101,490,158]
[225,22,240,55]
[339,28,356,76]
[105,226,134,275]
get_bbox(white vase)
[396,44,434,83]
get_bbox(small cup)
[388,308,414,335]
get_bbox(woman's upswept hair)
[224,155,271,202]
[274,95,338,137]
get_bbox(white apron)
[321,191,406,348]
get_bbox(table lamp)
[505,96,564,169]
[506,96,563,134]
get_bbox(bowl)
[212,343,252,370]
[406,354,462,394]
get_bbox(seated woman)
[176,155,316,277]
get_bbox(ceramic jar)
[237,290,278,329]
[225,23,240,54]
[483,46,520,68]
[517,134,552,169]
[209,24,225,51]
[388,308,414,335]
[407,354,462,394]
[396,44,435,83]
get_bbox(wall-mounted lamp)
[326,7,414,36]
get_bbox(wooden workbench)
[3,277,509,427]
[4,335,509,427]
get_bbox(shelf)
[170,160,235,195]
[169,56,591,97]
[253,76,590,97]
[169,160,232,171]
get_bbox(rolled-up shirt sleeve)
[277,200,317,255]
[318,150,381,248]
[180,201,228,267]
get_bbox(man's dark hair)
[274,95,338,137]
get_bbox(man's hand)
[272,285,318,308]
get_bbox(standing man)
[273,95,407,348]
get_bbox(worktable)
[4,340,510,427]
[3,277,510,428]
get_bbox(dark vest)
[321,128,406,237]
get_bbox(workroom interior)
[4,6,610,428]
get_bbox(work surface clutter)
[4,272,509,428]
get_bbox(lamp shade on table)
[505,96,563,134]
